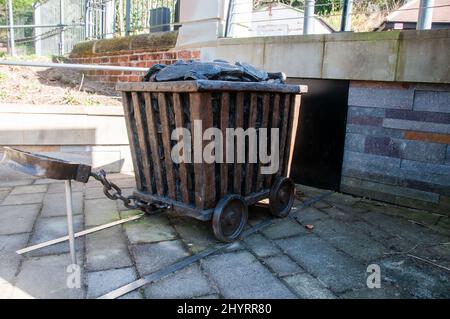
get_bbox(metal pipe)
[65,180,76,265]
[7,0,15,56]
[0,60,148,72]
[417,0,434,30]
[84,0,90,39]
[0,23,84,29]
[59,0,65,55]
[125,0,131,36]
[224,0,234,38]
[340,0,353,32]
[303,0,315,35]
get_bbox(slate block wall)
[342,81,450,214]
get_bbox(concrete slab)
[144,264,215,299]
[131,240,190,276]
[0,233,29,282]
[86,226,133,271]
[276,235,366,293]
[243,233,280,258]
[171,216,218,253]
[201,251,296,299]
[263,255,303,277]
[47,182,84,194]
[86,267,137,299]
[41,192,84,217]
[9,184,48,195]
[312,219,390,262]
[1,192,45,206]
[0,204,40,235]
[379,257,450,299]
[84,198,119,227]
[27,215,84,257]
[0,190,10,202]
[293,206,329,225]
[124,214,177,244]
[262,218,308,239]
[13,253,85,299]
[283,273,336,299]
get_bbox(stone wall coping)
[208,29,450,84]
[70,31,178,57]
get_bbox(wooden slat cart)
[117,80,307,242]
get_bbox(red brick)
[128,75,141,82]
[163,52,176,59]
[405,131,450,145]
[177,50,192,60]
[118,56,129,62]
[130,55,139,61]
[191,50,201,60]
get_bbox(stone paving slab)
[9,184,48,195]
[1,173,449,299]
[339,285,412,299]
[0,179,34,188]
[86,226,133,271]
[0,204,41,235]
[276,235,367,293]
[243,233,280,258]
[131,240,190,276]
[41,192,84,217]
[262,254,303,277]
[312,219,390,262]
[283,273,336,299]
[293,206,329,225]
[0,233,29,282]
[1,192,45,206]
[86,267,138,299]
[379,256,450,299]
[262,218,308,239]
[144,264,216,299]
[0,189,10,201]
[124,214,177,244]
[171,217,219,254]
[27,215,84,257]
[13,253,85,299]
[359,211,446,244]
[84,198,119,227]
[47,182,84,194]
[201,251,296,299]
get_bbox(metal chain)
[90,170,168,212]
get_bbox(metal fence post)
[417,0,434,30]
[7,0,15,56]
[59,0,65,55]
[340,0,353,32]
[125,0,131,36]
[303,0,315,35]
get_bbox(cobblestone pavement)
[0,173,449,299]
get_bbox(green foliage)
[0,0,35,13]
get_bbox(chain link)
[90,170,168,212]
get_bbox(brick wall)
[342,81,450,214]
[69,49,200,84]
[68,32,200,84]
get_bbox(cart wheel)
[269,177,295,218]
[212,195,248,242]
